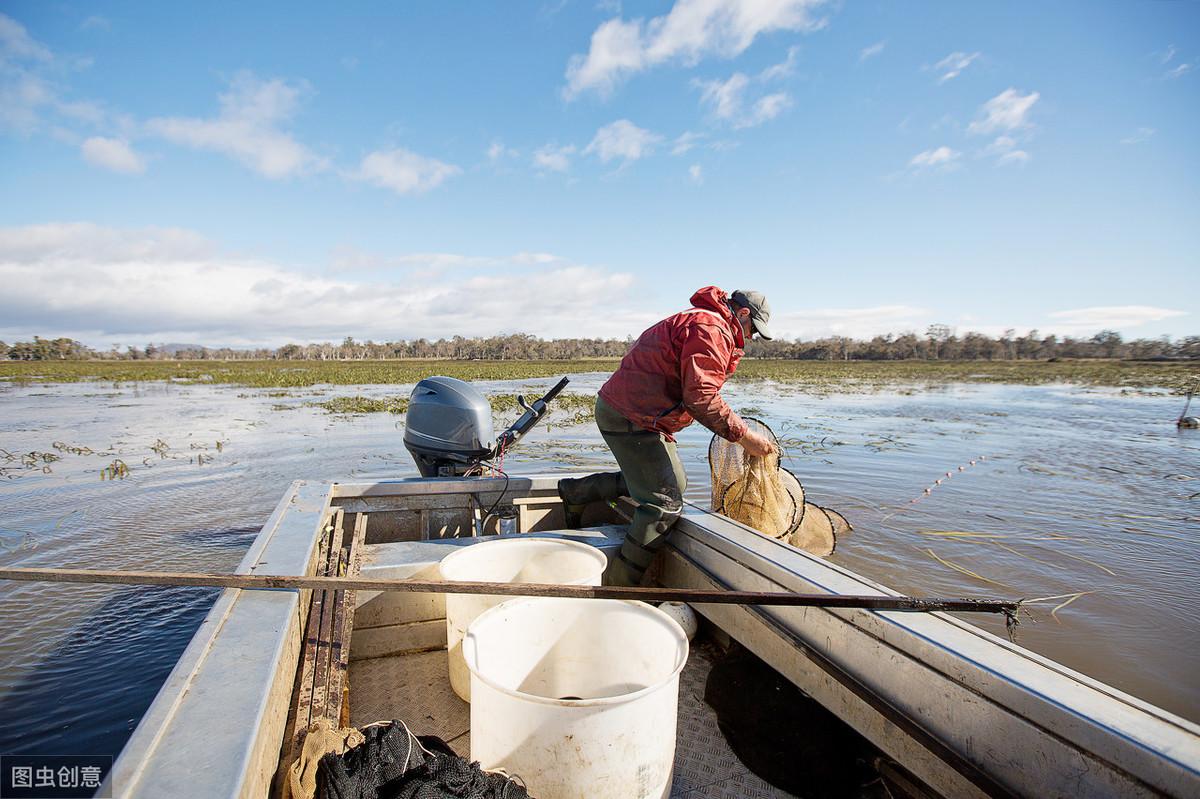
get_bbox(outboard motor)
[404,376,570,477]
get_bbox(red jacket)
[599,286,749,442]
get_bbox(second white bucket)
[464,597,689,799]
[439,537,607,701]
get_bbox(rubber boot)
[606,504,680,586]
[556,471,626,529]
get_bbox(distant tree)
[1177,336,1200,360]
[925,324,952,359]
[1092,330,1124,358]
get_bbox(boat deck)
[349,638,796,799]
[108,476,1200,799]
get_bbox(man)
[558,286,776,586]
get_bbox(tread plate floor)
[349,639,797,799]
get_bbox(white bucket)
[464,597,689,799]
[439,537,607,701]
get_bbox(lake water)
[1,373,1197,763]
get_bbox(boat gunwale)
[667,507,1200,795]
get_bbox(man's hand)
[738,430,775,458]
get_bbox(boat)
[102,377,1200,798]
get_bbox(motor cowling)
[404,376,496,477]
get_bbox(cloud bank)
[0,223,649,346]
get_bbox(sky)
[1,0,1197,348]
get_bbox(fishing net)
[721,450,795,537]
[789,503,836,557]
[710,419,801,540]
[709,418,838,556]
[823,507,853,537]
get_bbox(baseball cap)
[730,289,772,340]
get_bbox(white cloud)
[80,16,111,32]
[584,119,662,164]
[1048,305,1187,332]
[0,13,53,63]
[909,146,960,169]
[0,223,649,344]
[1164,62,1193,79]
[332,250,480,273]
[0,222,212,263]
[859,41,885,62]
[671,131,704,155]
[147,72,326,179]
[689,163,703,184]
[0,16,80,133]
[563,0,828,99]
[770,305,930,339]
[330,248,562,279]
[487,140,518,162]
[0,16,110,135]
[350,147,460,194]
[932,51,980,83]
[1120,127,1155,145]
[563,17,644,99]
[81,136,145,173]
[968,88,1039,134]
[533,143,576,172]
[697,73,749,119]
[984,135,1028,166]
[1,72,51,133]
[1160,44,1177,65]
[696,73,791,128]
[759,46,800,81]
[747,93,790,126]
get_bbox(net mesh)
[720,449,794,538]
[790,503,836,557]
[709,418,837,556]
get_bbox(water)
[0,374,1197,763]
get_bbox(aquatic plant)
[52,441,94,455]
[100,459,129,480]
[311,396,411,414]
[0,449,61,478]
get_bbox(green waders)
[558,395,687,586]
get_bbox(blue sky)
[1,0,1197,347]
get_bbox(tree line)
[3,329,1198,362]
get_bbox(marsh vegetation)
[1,357,1196,393]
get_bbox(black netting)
[318,721,529,799]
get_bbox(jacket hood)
[689,286,744,347]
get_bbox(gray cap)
[730,289,772,340]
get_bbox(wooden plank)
[287,510,337,752]
[309,509,346,723]
[327,512,367,727]
[0,566,1020,616]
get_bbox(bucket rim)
[463,597,690,708]
[438,536,609,581]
